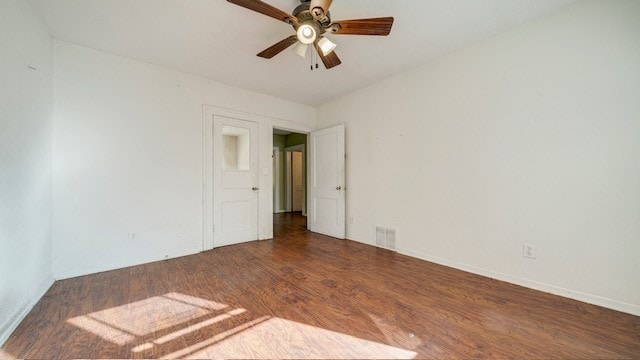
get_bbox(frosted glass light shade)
[296,24,317,44]
[292,42,309,58]
[317,37,337,56]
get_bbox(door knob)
[252,187,259,191]
[336,186,342,190]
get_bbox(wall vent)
[375,226,386,247]
[374,226,397,251]
[385,228,396,250]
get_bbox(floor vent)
[374,226,397,251]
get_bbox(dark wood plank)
[332,17,394,36]
[257,35,298,59]
[314,42,341,69]
[2,220,639,358]
[227,0,294,24]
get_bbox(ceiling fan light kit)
[291,42,309,58]
[297,23,318,44]
[227,0,394,69]
[317,37,337,56]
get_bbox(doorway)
[285,144,305,215]
[273,128,307,236]
[203,105,344,249]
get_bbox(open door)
[308,124,345,239]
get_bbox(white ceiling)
[32,0,576,106]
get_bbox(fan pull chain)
[309,50,319,71]
[313,50,318,70]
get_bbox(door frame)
[203,105,313,250]
[272,146,284,213]
[284,144,306,216]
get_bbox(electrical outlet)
[523,243,536,259]
[128,232,137,241]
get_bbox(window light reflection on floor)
[0,349,17,360]
[66,292,416,359]
[67,292,228,345]
[153,308,246,345]
[175,317,417,359]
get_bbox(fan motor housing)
[293,2,331,27]
[292,2,309,16]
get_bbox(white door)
[308,124,345,238]
[292,151,303,212]
[213,116,259,247]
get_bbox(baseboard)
[274,209,287,214]
[0,275,55,346]
[396,247,640,317]
[345,236,640,317]
[54,246,203,280]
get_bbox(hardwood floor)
[273,211,307,237]
[2,217,639,358]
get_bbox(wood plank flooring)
[273,211,307,237]
[2,213,639,358]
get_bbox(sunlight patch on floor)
[162,292,227,311]
[369,313,425,349]
[131,342,154,352]
[153,308,246,345]
[67,315,135,345]
[0,349,17,360]
[67,292,228,343]
[66,292,416,359]
[176,317,417,359]
[163,315,272,358]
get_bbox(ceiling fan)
[227,0,394,69]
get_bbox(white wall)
[317,0,640,315]
[53,41,315,279]
[0,0,54,344]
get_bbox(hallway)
[273,212,307,237]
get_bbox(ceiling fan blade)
[227,0,296,24]
[314,42,341,69]
[257,35,299,59]
[309,0,333,17]
[330,17,394,36]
